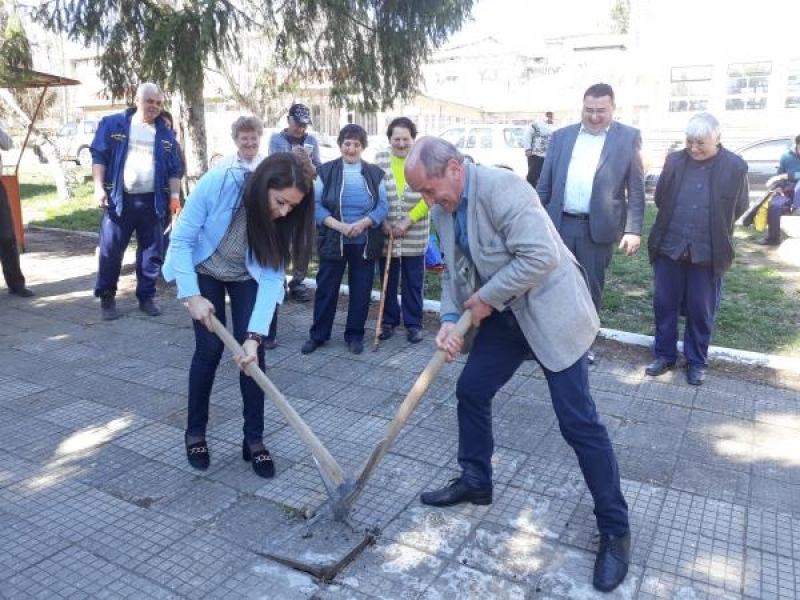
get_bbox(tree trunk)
[0,89,72,200]
[177,81,207,194]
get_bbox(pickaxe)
[210,315,355,519]
[340,309,473,514]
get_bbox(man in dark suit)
[537,83,645,361]
[405,136,631,593]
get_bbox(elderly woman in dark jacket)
[645,112,748,386]
[301,124,389,355]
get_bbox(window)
[669,66,712,112]
[787,59,800,108]
[738,139,791,162]
[503,127,525,148]
[725,62,771,110]
[440,128,466,148]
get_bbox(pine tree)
[33,0,473,182]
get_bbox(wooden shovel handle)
[210,315,345,487]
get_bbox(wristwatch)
[245,332,263,345]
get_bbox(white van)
[438,124,527,176]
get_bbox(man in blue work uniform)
[91,82,183,320]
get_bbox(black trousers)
[0,181,26,292]
[526,154,545,188]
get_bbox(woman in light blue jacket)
[163,153,315,477]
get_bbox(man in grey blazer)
[537,83,645,361]
[405,137,631,593]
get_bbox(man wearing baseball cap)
[268,103,322,303]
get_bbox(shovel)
[341,310,473,513]
[210,315,355,518]
[372,233,394,351]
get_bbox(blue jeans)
[309,243,375,343]
[186,274,266,443]
[95,193,163,302]
[377,255,424,330]
[766,189,795,241]
[456,310,629,535]
[652,254,722,367]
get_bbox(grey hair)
[685,112,721,139]
[136,82,162,100]
[231,115,264,139]
[405,136,464,178]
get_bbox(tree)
[32,0,474,185]
[1,0,73,201]
[609,0,630,35]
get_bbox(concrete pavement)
[1,229,799,599]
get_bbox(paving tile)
[743,548,800,599]
[421,560,528,599]
[696,388,755,420]
[0,511,71,579]
[209,557,322,599]
[209,495,298,553]
[146,530,256,597]
[746,508,800,558]
[7,546,177,599]
[77,508,192,568]
[455,521,557,586]
[482,485,578,541]
[638,567,740,599]
[337,538,444,599]
[750,475,800,513]
[382,505,477,558]
[561,480,665,566]
[671,457,751,505]
[533,544,643,598]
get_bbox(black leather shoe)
[593,531,631,592]
[378,325,394,340]
[100,291,119,321]
[139,298,162,316]
[242,440,275,478]
[755,235,781,246]
[645,357,676,377]
[347,340,364,354]
[301,338,324,354]
[420,477,492,507]
[9,287,34,297]
[686,365,706,386]
[406,328,424,344]
[185,439,210,470]
[289,286,312,303]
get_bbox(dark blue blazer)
[537,121,645,245]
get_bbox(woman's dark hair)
[244,153,315,271]
[386,117,417,140]
[160,110,174,131]
[337,123,368,148]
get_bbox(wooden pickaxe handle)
[210,315,347,490]
[373,234,394,351]
[344,309,473,510]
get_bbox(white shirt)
[123,122,156,193]
[563,126,607,215]
[214,152,266,172]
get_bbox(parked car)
[56,119,98,168]
[644,136,795,196]
[438,124,527,176]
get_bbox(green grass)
[20,168,99,231]
[18,169,800,355]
